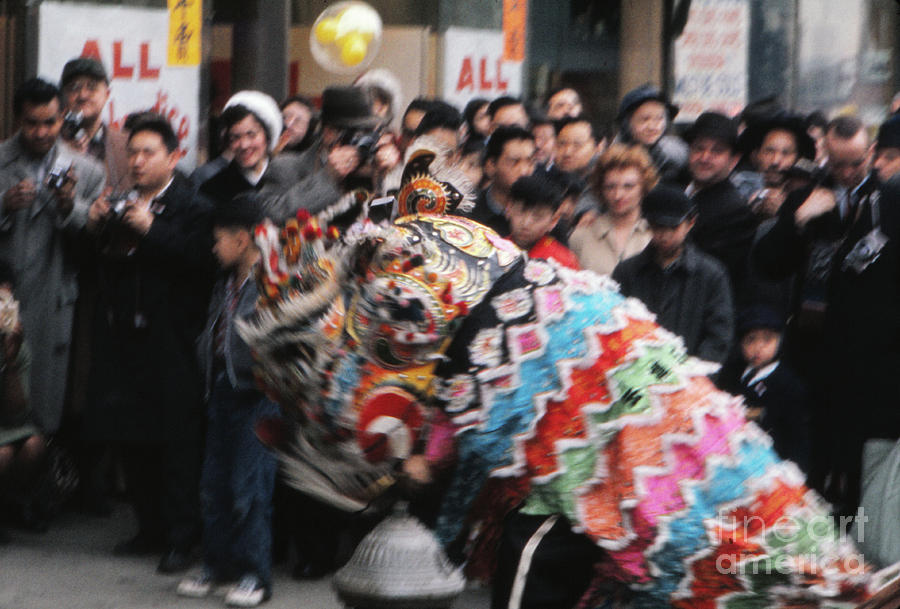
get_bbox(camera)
[46,160,72,191]
[338,127,381,163]
[62,110,86,141]
[785,158,831,187]
[106,192,135,221]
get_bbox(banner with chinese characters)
[673,0,748,120]
[38,1,200,167]
[502,0,527,62]
[167,0,202,66]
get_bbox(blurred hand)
[402,454,433,485]
[54,168,78,217]
[794,187,836,228]
[122,202,154,235]
[373,135,401,173]
[87,187,113,232]
[327,145,361,180]
[751,188,786,218]
[2,179,37,213]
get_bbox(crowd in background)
[3,53,900,607]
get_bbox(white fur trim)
[225,90,284,152]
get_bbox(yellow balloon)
[340,34,368,66]
[315,17,339,44]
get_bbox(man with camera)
[0,78,105,435]
[84,114,212,574]
[271,86,380,219]
[737,113,817,220]
[754,115,900,517]
[59,57,130,192]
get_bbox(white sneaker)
[225,575,270,607]
[176,572,213,598]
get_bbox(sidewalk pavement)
[0,503,490,609]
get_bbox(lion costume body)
[238,151,891,608]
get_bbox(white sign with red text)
[441,27,523,110]
[672,0,748,121]
[38,1,200,168]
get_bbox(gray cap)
[60,57,108,87]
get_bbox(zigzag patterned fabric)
[242,209,881,608]
[431,257,872,607]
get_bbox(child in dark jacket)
[731,304,812,473]
[178,193,278,607]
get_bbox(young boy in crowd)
[178,193,279,607]
[504,173,580,269]
[612,184,733,364]
[728,304,811,472]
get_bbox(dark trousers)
[121,436,201,550]
[492,511,602,609]
[200,373,279,586]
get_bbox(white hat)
[224,90,283,152]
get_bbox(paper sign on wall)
[167,0,202,67]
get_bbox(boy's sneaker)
[225,574,271,607]
[176,570,214,598]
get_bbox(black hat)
[737,112,816,160]
[642,184,696,227]
[617,84,679,123]
[737,95,784,128]
[684,112,738,150]
[60,57,108,88]
[737,304,785,336]
[877,115,900,150]
[320,86,380,129]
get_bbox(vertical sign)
[672,0,748,120]
[441,27,523,110]
[38,2,200,167]
[168,0,202,66]
[503,0,527,63]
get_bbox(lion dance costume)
[239,147,895,608]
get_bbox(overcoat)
[0,135,105,432]
[84,172,212,444]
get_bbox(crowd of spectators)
[3,54,900,606]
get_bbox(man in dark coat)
[753,115,899,515]
[84,114,212,573]
[684,112,758,299]
[460,125,536,236]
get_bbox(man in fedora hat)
[736,112,817,218]
[684,111,758,297]
[271,86,380,219]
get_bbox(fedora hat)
[320,86,380,129]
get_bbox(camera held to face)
[61,110,86,141]
[338,127,381,164]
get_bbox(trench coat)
[0,135,105,432]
